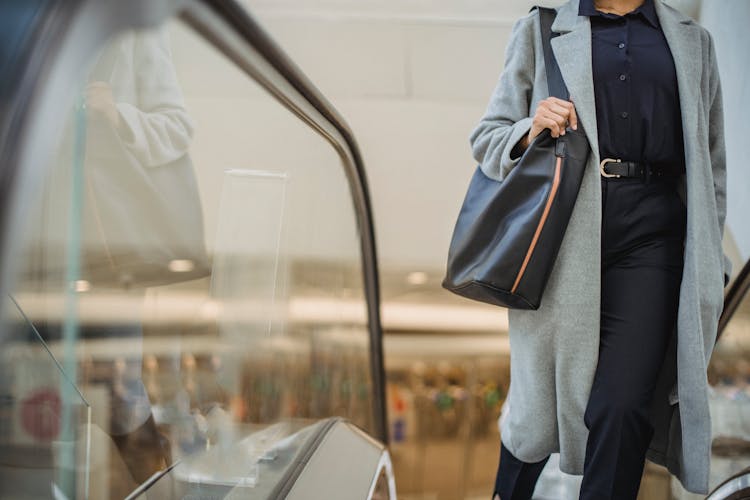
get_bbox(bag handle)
[531,6,570,101]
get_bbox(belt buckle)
[599,158,621,178]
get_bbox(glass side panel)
[1,297,92,500]
[371,465,393,500]
[0,15,374,499]
[141,418,329,499]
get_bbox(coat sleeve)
[706,32,731,287]
[116,29,195,167]
[469,11,538,182]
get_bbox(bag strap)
[531,6,569,100]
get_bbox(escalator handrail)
[718,258,750,340]
[706,466,750,500]
[0,0,388,446]
[179,0,388,444]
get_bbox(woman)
[85,28,198,486]
[469,0,730,498]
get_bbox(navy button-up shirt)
[579,0,685,172]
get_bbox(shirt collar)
[578,0,659,28]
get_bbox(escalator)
[0,0,392,498]
[705,259,750,500]
[0,1,748,499]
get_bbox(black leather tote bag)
[442,6,590,310]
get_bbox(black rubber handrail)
[180,0,388,443]
[267,417,343,499]
[0,0,386,449]
[706,465,750,499]
[718,258,750,340]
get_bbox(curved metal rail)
[706,466,750,500]
[718,258,750,340]
[179,0,387,443]
[0,0,387,445]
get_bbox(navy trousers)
[492,174,686,500]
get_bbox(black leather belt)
[599,158,682,180]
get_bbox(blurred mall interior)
[0,0,748,498]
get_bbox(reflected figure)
[78,31,207,483]
[80,28,208,488]
[83,29,207,289]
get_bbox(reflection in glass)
[82,29,208,289]
[673,285,750,497]
[1,15,378,499]
[710,291,750,433]
[1,296,92,499]
[211,169,289,424]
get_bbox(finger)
[538,116,562,137]
[543,101,570,116]
[544,102,574,128]
[543,98,576,131]
[542,111,568,135]
[568,98,579,130]
[546,96,575,110]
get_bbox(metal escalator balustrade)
[0,0,390,498]
[179,0,387,444]
[719,258,750,340]
[701,258,750,500]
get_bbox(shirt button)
[618,42,625,49]
[620,111,629,118]
[619,74,627,81]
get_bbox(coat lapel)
[653,0,703,167]
[549,0,599,158]
[548,0,702,164]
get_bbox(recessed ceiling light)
[168,259,195,273]
[75,280,91,292]
[406,271,428,285]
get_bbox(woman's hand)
[86,81,120,128]
[517,96,579,152]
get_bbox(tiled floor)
[390,434,672,500]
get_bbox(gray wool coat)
[469,0,730,494]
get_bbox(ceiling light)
[75,280,91,292]
[168,259,195,273]
[406,271,428,285]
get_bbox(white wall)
[699,0,750,265]
[185,0,744,278]
[240,1,542,272]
